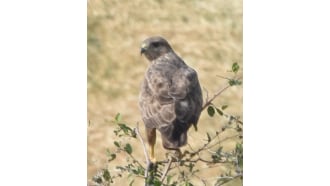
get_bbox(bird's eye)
[152,42,160,48]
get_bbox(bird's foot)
[149,156,156,164]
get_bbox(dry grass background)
[87,0,242,185]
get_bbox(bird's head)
[140,36,173,61]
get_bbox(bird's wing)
[139,62,177,129]
[139,61,202,129]
[169,67,203,125]
[169,67,198,99]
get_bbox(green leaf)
[153,180,162,186]
[92,175,102,184]
[106,149,117,162]
[115,113,121,122]
[124,143,133,154]
[236,143,243,153]
[232,62,240,73]
[129,180,134,186]
[188,162,194,172]
[216,108,223,116]
[221,105,228,110]
[228,79,235,86]
[118,123,133,135]
[207,106,215,117]
[106,149,116,161]
[137,166,145,176]
[102,169,111,181]
[228,79,242,86]
[166,175,173,184]
[114,141,120,147]
[109,154,116,161]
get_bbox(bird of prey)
[139,36,203,162]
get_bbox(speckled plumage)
[139,36,203,153]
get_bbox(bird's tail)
[159,124,188,149]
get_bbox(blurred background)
[88,0,242,185]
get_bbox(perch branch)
[134,123,151,181]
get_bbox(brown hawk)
[139,36,203,162]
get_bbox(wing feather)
[139,52,203,149]
[139,58,202,127]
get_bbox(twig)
[222,114,243,125]
[202,84,231,111]
[134,123,151,181]
[192,174,207,186]
[156,157,229,165]
[217,173,243,180]
[191,130,225,155]
[202,76,242,111]
[153,131,241,166]
[202,87,209,104]
[124,149,144,168]
[216,75,231,80]
[160,157,173,183]
[217,173,243,182]
[205,134,240,150]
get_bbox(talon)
[150,156,156,163]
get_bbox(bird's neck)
[154,52,185,66]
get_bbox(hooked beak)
[140,47,146,55]
[140,43,148,56]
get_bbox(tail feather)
[159,124,188,149]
